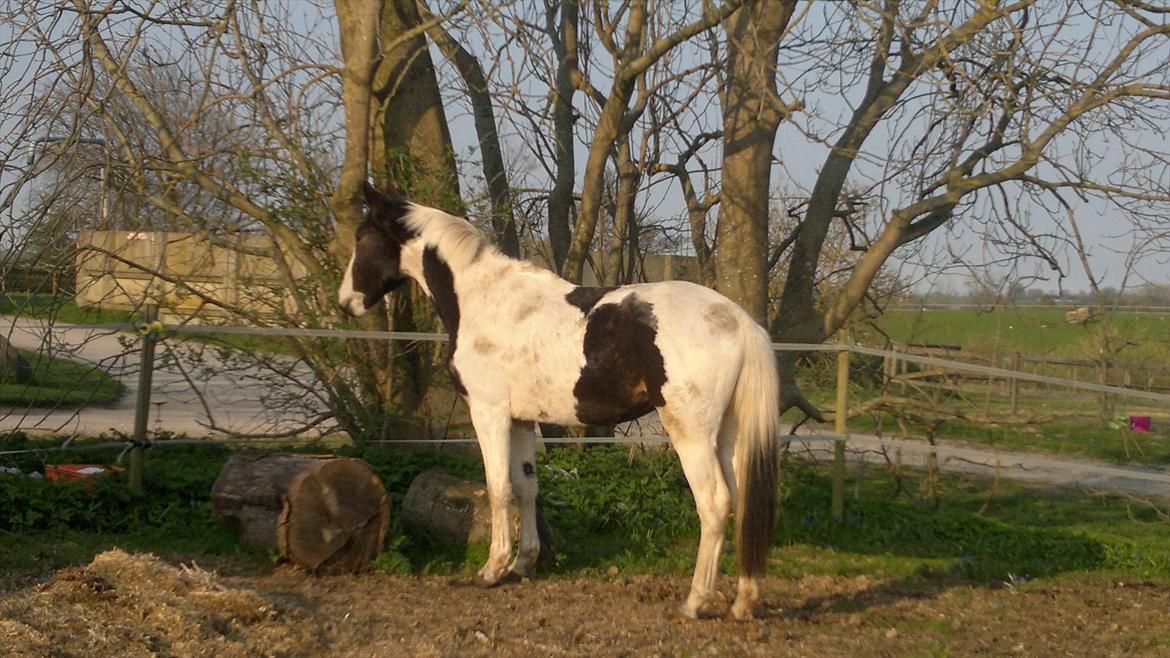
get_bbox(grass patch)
[3,438,1169,589]
[0,292,137,325]
[2,292,303,357]
[870,308,1170,363]
[776,461,1170,581]
[833,402,1170,466]
[0,349,124,407]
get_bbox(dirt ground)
[3,551,1170,657]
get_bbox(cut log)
[0,336,32,383]
[211,453,390,574]
[402,470,556,566]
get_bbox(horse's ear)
[363,180,386,207]
[364,180,407,206]
[363,180,416,241]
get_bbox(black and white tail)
[731,321,781,580]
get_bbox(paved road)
[1,316,328,438]
[4,316,1167,500]
[787,432,1170,501]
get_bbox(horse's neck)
[443,247,569,307]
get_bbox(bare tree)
[5,0,1168,441]
[767,1,1170,416]
[712,0,798,322]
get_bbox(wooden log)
[0,335,32,383]
[402,470,556,566]
[211,453,390,574]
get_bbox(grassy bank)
[0,349,125,407]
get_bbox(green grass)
[869,308,1170,365]
[776,460,1170,581]
[846,412,1170,465]
[0,292,138,325]
[3,439,1169,589]
[1,292,301,357]
[0,349,124,406]
[794,306,1170,466]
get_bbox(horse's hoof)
[470,574,502,589]
[497,571,525,585]
[470,570,523,588]
[730,602,756,621]
[679,601,719,620]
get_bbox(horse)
[339,182,781,620]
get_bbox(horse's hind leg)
[662,408,731,619]
[508,420,540,577]
[718,414,760,620]
[468,404,515,587]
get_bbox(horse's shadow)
[762,569,982,621]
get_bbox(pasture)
[801,306,1170,467]
[3,438,1170,655]
[873,307,1170,363]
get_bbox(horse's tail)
[731,320,781,581]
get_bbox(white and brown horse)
[339,182,780,619]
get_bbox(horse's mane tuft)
[402,204,492,268]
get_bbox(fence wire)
[2,318,1168,498]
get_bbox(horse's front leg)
[469,404,515,587]
[508,420,540,578]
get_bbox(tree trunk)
[419,4,520,256]
[402,470,555,566]
[547,0,579,271]
[371,0,463,214]
[368,0,464,428]
[0,336,32,384]
[211,453,390,574]
[604,138,640,286]
[713,0,796,323]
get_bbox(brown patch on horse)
[703,303,739,334]
[513,300,541,322]
[565,286,617,314]
[348,183,417,309]
[572,294,667,425]
[424,246,466,395]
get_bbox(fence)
[883,346,1170,399]
[3,309,1170,514]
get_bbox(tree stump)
[402,470,556,566]
[0,336,32,384]
[211,453,390,574]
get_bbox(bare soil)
[3,551,1170,657]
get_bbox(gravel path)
[1,316,327,438]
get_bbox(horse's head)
[338,182,417,317]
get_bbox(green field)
[797,307,1170,466]
[869,307,1170,365]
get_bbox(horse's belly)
[509,376,580,425]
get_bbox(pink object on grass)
[1128,416,1151,433]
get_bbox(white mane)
[403,204,493,268]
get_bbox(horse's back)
[454,265,762,428]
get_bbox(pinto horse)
[339,183,780,620]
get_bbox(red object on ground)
[45,464,120,481]
[1128,416,1151,433]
